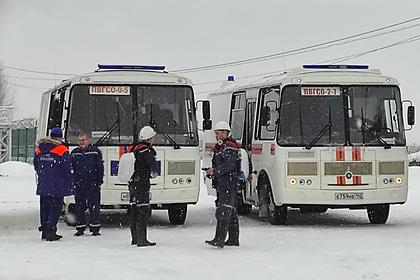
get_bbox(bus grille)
[324,162,372,175]
[167,161,196,175]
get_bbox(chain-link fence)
[11,118,38,163]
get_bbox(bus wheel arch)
[257,170,287,225]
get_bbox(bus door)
[243,99,257,202]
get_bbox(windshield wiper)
[96,99,121,145]
[360,109,391,149]
[305,107,332,150]
[149,105,181,149]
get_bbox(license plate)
[335,192,364,200]
[301,87,341,96]
[121,192,129,202]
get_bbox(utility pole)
[0,106,13,162]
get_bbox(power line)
[6,75,65,81]
[2,65,75,76]
[8,82,47,92]
[173,16,420,73]
[194,33,420,92]
[319,34,420,64]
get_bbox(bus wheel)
[268,191,287,225]
[367,204,390,224]
[237,192,252,215]
[168,204,188,225]
[64,203,77,226]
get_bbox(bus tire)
[64,203,77,226]
[367,204,390,224]
[168,204,188,225]
[268,189,287,225]
[271,205,288,225]
[237,192,252,215]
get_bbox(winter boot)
[90,227,101,236]
[130,223,137,245]
[205,222,228,248]
[136,221,156,247]
[225,216,239,246]
[205,221,221,245]
[46,231,63,242]
[74,228,85,237]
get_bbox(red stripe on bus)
[251,144,263,155]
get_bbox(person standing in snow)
[127,126,158,247]
[71,132,104,236]
[34,127,73,241]
[205,121,241,248]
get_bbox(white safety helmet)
[214,121,231,132]
[139,126,157,140]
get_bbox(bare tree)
[0,65,13,106]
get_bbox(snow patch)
[0,161,35,178]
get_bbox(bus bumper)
[64,186,200,207]
[278,186,408,206]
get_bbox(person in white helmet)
[128,125,158,247]
[205,121,241,248]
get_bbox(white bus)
[37,64,203,225]
[202,65,415,225]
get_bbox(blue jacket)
[71,144,104,187]
[34,138,73,197]
[212,138,240,192]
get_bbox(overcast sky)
[1,0,420,142]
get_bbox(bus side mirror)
[260,106,271,126]
[408,106,415,126]
[203,119,212,130]
[202,100,211,120]
[197,100,212,130]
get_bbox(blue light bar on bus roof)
[97,64,166,71]
[303,65,369,70]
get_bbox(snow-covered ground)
[1,161,419,280]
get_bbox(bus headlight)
[383,178,389,184]
[396,177,403,184]
[172,178,178,184]
[290,178,297,186]
[306,179,312,185]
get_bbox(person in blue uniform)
[34,127,73,241]
[205,121,241,248]
[71,132,104,236]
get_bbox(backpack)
[118,152,135,182]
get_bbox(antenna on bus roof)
[96,64,166,71]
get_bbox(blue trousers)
[40,196,63,233]
[74,185,101,232]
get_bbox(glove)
[150,172,158,179]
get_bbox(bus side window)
[47,87,67,130]
[230,92,246,141]
[257,86,280,140]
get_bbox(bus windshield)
[66,85,198,146]
[277,85,405,147]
